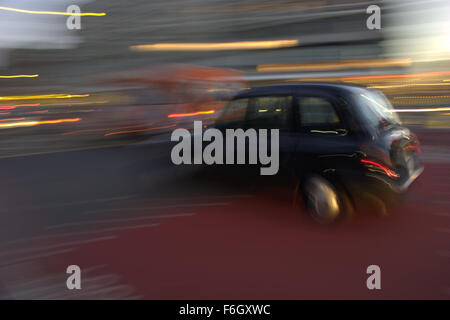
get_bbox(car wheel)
[301,175,350,224]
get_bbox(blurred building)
[1,0,449,93]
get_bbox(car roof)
[233,82,367,99]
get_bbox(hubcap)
[305,176,340,222]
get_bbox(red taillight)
[360,159,399,179]
[408,145,421,154]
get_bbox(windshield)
[355,89,400,129]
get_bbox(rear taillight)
[360,159,399,179]
[408,145,421,154]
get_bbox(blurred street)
[0,127,449,299]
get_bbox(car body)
[214,82,424,223]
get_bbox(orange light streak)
[168,110,215,118]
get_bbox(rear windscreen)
[355,90,400,129]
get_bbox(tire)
[301,174,353,224]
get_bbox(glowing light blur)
[0,6,106,16]
[0,117,81,129]
[0,94,90,101]
[344,70,450,81]
[0,117,24,122]
[390,107,450,113]
[130,40,299,51]
[393,96,450,100]
[0,103,40,109]
[168,110,215,118]
[0,74,39,79]
[257,58,412,72]
[361,159,399,179]
[369,83,450,89]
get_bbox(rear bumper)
[340,163,424,210]
[392,165,424,193]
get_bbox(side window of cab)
[296,96,348,135]
[245,96,293,130]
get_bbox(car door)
[293,92,360,178]
[243,94,297,177]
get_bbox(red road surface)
[2,129,449,299]
[29,162,449,299]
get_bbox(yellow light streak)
[0,6,106,16]
[0,94,90,101]
[0,117,81,129]
[130,40,299,51]
[0,74,39,79]
[369,83,450,89]
[393,96,450,100]
[390,107,450,113]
